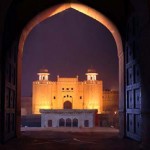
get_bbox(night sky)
[22,8,118,96]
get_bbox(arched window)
[66,118,71,127]
[59,118,65,127]
[64,101,72,109]
[73,118,78,127]
[48,120,52,127]
[84,120,89,127]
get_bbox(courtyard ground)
[0,127,142,150]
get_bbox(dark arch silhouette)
[1,0,149,145]
[63,101,72,109]
[59,118,65,127]
[73,118,78,127]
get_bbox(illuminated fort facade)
[32,68,103,115]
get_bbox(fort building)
[21,68,119,128]
[32,68,103,114]
[31,68,103,127]
[21,69,118,127]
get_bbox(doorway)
[1,2,125,143]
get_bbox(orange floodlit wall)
[32,72,103,114]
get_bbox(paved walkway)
[21,127,119,132]
[0,127,142,150]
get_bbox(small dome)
[39,68,49,73]
[87,68,97,73]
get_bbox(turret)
[86,68,98,81]
[37,68,50,81]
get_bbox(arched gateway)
[2,2,124,142]
[64,101,72,109]
[1,1,149,147]
[18,2,124,139]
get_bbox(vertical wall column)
[1,41,18,142]
[140,20,150,149]
[17,40,21,138]
[118,53,125,138]
[0,42,2,143]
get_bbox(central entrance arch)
[18,2,124,137]
[64,101,72,109]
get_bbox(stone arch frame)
[1,0,150,147]
[18,2,124,136]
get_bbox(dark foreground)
[0,128,141,150]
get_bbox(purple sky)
[22,8,118,96]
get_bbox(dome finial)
[87,65,97,73]
[37,68,50,81]
[86,66,98,81]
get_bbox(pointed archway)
[18,2,124,138]
[64,101,72,109]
